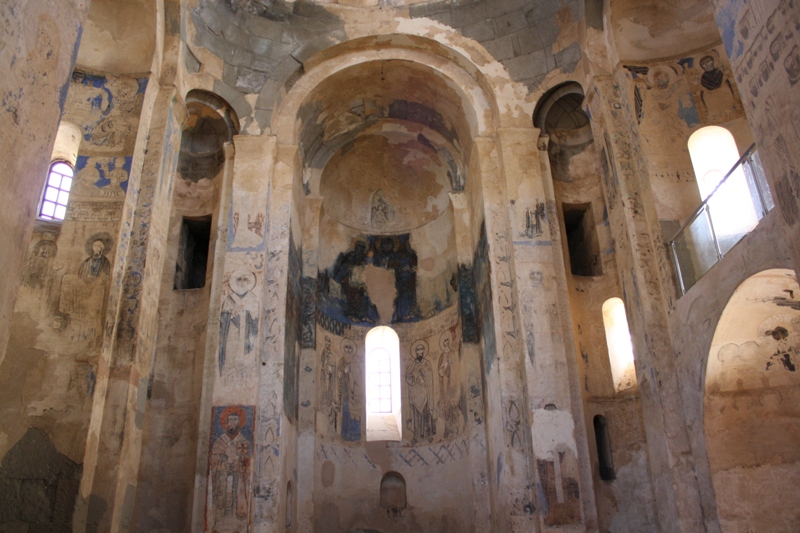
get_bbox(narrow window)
[365,326,402,441]
[39,161,73,221]
[174,215,212,290]
[593,415,615,481]
[688,126,759,248]
[563,202,602,276]
[602,297,636,391]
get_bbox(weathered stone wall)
[0,0,89,369]
[0,69,147,532]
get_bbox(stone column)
[449,191,492,532]
[586,73,705,533]
[75,83,185,532]
[711,0,800,277]
[194,133,280,533]
[296,194,323,533]
[192,141,237,531]
[498,126,597,531]
[473,136,538,531]
[0,0,90,365]
[254,139,294,533]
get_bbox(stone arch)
[704,268,800,531]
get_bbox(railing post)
[705,205,724,261]
[669,240,686,295]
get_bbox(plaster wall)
[0,0,89,368]
[0,69,147,531]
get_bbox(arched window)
[39,161,73,221]
[688,126,759,248]
[39,121,82,222]
[365,326,402,441]
[602,297,636,392]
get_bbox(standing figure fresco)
[438,330,462,438]
[219,271,259,375]
[406,340,436,440]
[338,339,362,442]
[78,237,112,279]
[319,336,338,429]
[209,405,254,532]
[56,233,113,347]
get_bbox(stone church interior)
[2,0,800,531]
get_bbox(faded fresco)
[208,405,255,533]
[315,306,465,445]
[317,232,456,327]
[219,271,259,376]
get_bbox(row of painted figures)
[319,331,465,443]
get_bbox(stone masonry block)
[516,28,544,55]
[245,16,285,41]
[462,19,496,42]
[502,49,548,80]
[493,9,530,37]
[236,66,270,93]
[248,34,273,56]
[483,34,516,62]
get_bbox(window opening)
[174,215,212,290]
[365,326,402,441]
[602,297,636,392]
[563,202,602,276]
[593,415,615,481]
[688,126,759,252]
[39,161,73,221]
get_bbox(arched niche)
[379,471,407,512]
[704,269,800,531]
[534,82,604,278]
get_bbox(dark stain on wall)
[284,236,302,424]
[474,222,496,373]
[301,276,317,349]
[459,263,479,344]
[317,234,424,327]
[0,428,82,531]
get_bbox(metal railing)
[667,144,774,295]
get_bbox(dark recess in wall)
[563,203,602,277]
[174,215,212,290]
[594,415,616,481]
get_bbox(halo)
[411,339,429,355]
[341,338,357,355]
[219,405,247,430]
[439,331,454,351]
[85,232,113,257]
[229,270,257,295]
[646,65,677,88]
